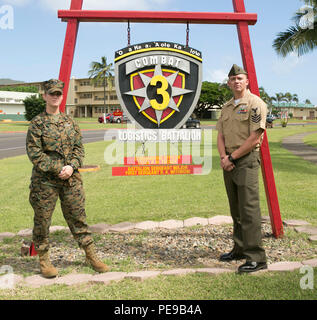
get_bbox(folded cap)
[43,79,64,94]
[228,64,248,77]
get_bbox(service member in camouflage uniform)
[26,79,109,278]
[216,65,268,273]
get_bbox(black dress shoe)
[219,250,245,262]
[238,261,267,273]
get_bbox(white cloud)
[83,0,157,10]
[0,0,173,11]
[207,69,228,83]
[38,0,70,11]
[0,0,31,6]
[84,0,172,10]
[12,0,173,12]
[272,52,304,75]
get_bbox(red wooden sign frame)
[57,0,284,238]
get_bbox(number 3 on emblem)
[150,75,170,111]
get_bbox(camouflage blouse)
[26,111,84,178]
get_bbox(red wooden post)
[58,0,83,113]
[58,10,257,25]
[233,0,284,238]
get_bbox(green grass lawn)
[1,269,317,300]
[1,117,316,132]
[0,119,126,132]
[303,132,317,149]
[0,121,29,132]
[0,125,317,299]
[1,125,317,232]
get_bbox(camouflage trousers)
[29,173,93,252]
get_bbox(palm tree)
[273,0,317,56]
[271,92,287,107]
[271,93,287,120]
[259,87,273,113]
[284,92,295,105]
[305,98,312,104]
[292,94,299,105]
[88,57,114,114]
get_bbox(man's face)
[43,92,63,108]
[227,74,249,93]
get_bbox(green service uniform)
[216,90,267,263]
[26,111,93,252]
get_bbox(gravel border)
[1,221,316,277]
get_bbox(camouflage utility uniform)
[26,111,93,252]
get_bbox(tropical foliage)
[0,86,39,93]
[23,95,45,121]
[273,0,317,56]
[88,57,114,113]
[196,81,232,118]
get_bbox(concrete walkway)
[282,131,317,165]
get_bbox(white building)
[0,91,39,116]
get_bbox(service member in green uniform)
[216,65,268,273]
[26,79,109,278]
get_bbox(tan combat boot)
[84,243,109,273]
[38,250,58,278]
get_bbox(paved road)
[0,130,108,160]
[0,125,216,159]
[282,131,317,165]
[1,123,316,160]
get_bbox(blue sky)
[0,0,316,104]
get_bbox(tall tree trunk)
[103,71,106,114]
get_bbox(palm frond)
[302,0,317,7]
[273,22,317,56]
[274,1,317,57]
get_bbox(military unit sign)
[115,41,203,129]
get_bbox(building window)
[80,93,92,99]
[94,81,106,88]
[94,96,108,101]
[95,107,106,113]
[80,81,91,86]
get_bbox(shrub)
[24,95,45,121]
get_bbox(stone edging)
[1,216,317,290]
[6,258,317,290]
[1,216,317,242]
[0,215,234,239]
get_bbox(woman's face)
[43,92,63,108]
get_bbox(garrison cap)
[228,64,248,77]
[43,79,64,94]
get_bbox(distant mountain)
[0,79,25,85]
